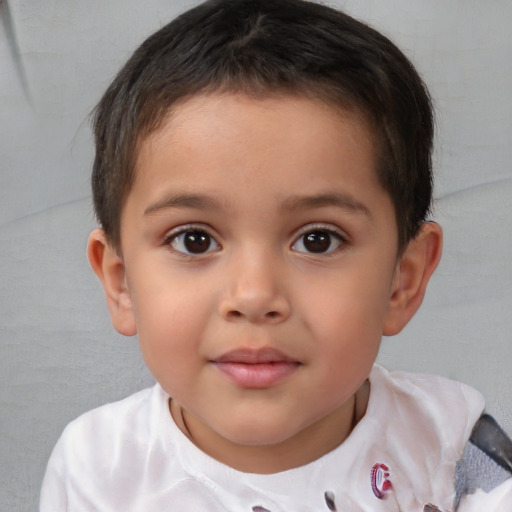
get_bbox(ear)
[383,222,443,336]
[87,229,137,336]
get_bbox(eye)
[167,228,220,255]
[291,228,345,254]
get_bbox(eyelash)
[291,224,348,256]
[163,224,221,256]
[163,223,348,257]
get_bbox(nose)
[218,250,291,324]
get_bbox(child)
[40,0,512,510]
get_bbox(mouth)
[211,348,301,389]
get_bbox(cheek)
[128,274,214,371]
[298,264,394,364]
[303,267,392,327]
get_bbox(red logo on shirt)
[371,463,392,499]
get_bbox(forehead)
[132,93,380,197]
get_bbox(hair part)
[92,0,434,252]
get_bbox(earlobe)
[383,222,443,336]
[87,229,137,336]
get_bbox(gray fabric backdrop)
[1,1,511,510]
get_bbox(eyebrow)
[281,192,371,217]
[144,191,371,218]
[144,193,221,216]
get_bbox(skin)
[89,93,442,474]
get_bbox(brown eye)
[169,229,220,255]
[292,229,344,254]
[184,231,211,253]
[303,231,331,252]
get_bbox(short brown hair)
[92,0,434,251]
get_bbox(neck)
[170,380,370,474]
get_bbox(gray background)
[1,1,511,510]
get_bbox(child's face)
[116,94,403,469]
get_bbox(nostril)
[265,311,279,319]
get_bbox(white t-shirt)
[40,365,512,511]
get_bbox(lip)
[211,348,300,389]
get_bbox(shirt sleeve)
[39,436,69,512]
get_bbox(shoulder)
[58,385,161,451]
[370,364,485,443]
[361,366,487,508]
[40,384,185,510]
[372,364,485,403]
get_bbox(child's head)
[92,0,434,254]
[88,0,442,472]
